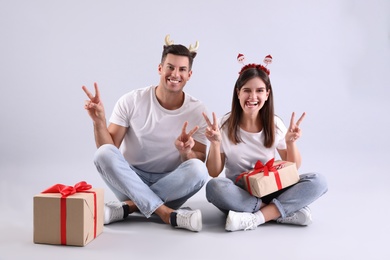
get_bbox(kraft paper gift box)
[236,159,300,198]
[33,181,104,246]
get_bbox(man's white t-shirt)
[219,114,288,181]
[109,86,208,173]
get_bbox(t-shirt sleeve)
[109,93,132,127]
[275,116,287,150]
[192,105,209,146]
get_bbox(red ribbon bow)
[42,181,97,245]
[236,158,283,196]
[253,158,275,177]
[42,181,92,196]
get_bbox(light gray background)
[1,0,389,259]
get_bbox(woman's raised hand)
[285,112,306,143]
[202,112,221,143]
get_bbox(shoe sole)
[191,209,202,232]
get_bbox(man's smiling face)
[158,54,192,93]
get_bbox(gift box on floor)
[236,159,300,198]
[33,181,104,246]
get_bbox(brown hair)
[161,44,197,70]
[222,67,275,148]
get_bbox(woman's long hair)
[222,67,275,148]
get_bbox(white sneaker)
[104,201,126,225]
[172,208,202,232]
[225,210,258,232]
[276,206,312,226]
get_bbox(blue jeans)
[205,172,328,218]
[94,144,209,218]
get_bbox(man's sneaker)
[276,206,312,226]
[104,201,127,225]
[225,210,258,232]
[170,208,202,232]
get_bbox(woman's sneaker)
[104,201,128,225]
[170,208,202,232]
[225,210,258,232]
[276,206,312,226]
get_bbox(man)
[82,35,208,232]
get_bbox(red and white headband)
[237,53,273,75]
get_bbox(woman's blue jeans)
[206,172,328,218]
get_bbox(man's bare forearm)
[93,120,114,148]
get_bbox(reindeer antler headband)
[238,53,273,75]
[165,34,199,52]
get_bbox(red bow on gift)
[253,158,275,177]
[236,158,283,196]
[41,181,96,245]
[42,181,92,196]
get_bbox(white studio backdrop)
[0,0,389,198]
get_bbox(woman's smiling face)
[237,77,269,115]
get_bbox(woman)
[202,61,327,231]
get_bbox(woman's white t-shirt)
[220,114,287,181]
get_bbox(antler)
[165,34,174,46]
[188,40,199,52]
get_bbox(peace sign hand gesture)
[202,112,221,143]
[82,82,106,123]
[285,112,306,143]
[175,121,199,156]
